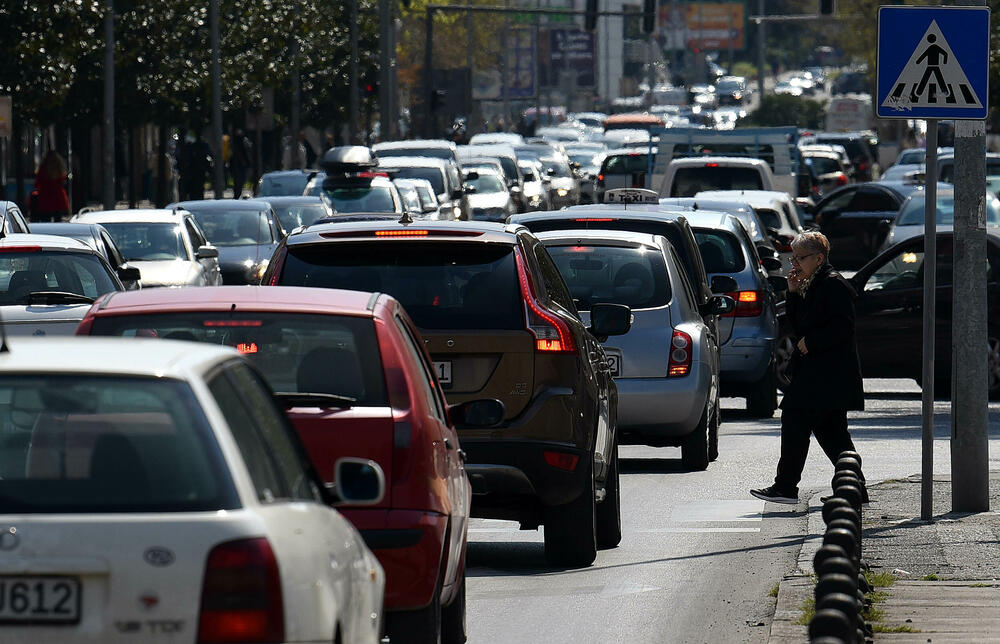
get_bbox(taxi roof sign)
[604,188,659,204]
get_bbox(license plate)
[433,361,452,384]
[606,354,621,377]
[0,576,81,624]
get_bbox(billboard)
[549,29,596,88]
[474,28,536,100]
[660,2,745,51]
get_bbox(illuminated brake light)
[236,342,259,354]
[374,229,429,237]
[668,330,692,377]
[515,251,576,354]
[723,291,764,317]
[203,320,263,327]
[544,451,579,471]
[0,246,42,253]
[357,171,389,179]
[567,246,593,253]
[574,218,615,222]
[836,173,848,186]
[704,162,720,168]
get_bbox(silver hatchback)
[537,229,728,470]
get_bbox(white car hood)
[1,303,93,337]
[131,260,202,287]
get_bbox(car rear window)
[0,251,119,304]
[896,194,1000,227]
[90,313,387,406]
[259,174,310,197]
[0,375,237,513]
[189,209,274,246]
[693,230,746,273]
[669,166,764,197]
[547,244,671,310]
[601,153,648,175]
[806,156,841,175]
[279,242,524,331]
[323,187,396,213]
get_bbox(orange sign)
[660,3,745,51]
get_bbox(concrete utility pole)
[349,0,360,143]
[102,0,115,210]
[951,0,990,514]
[210,0,224,198]
[502,0,511,127]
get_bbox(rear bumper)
[344,508,448,611]
[614,370,708,438]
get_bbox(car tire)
[596,439,622,550]
[440,568,467,644]
[544,462,597,567]
[386,578,442,644]
[708,400,720,462]
[681,405,710,471]
[747,363,778,418]
[774,333,796,393]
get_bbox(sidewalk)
[768,472,1000,643]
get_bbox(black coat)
[780,263,865,411]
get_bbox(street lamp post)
[103,0,115,210]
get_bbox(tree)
[739,94,827,129]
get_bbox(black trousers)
[774,408,862,491]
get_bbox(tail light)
[75,315,94,336]
[722,290,764,317]
[544,451,579,471]
[515,251,576,354]
[265,250,286,286]
[773,235,794,253]
[668,330,692,377]
[836,173,848,186]
[597,174,605,186]
[197,538,284,643]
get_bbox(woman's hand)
[787,268,804,293]
[797,338,808,355]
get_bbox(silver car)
[537,229,727,470]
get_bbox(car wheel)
[544,462,597,567]
[708,399,720,462]
[747,363,778,418]
[440,568,466,644]
[386,579,442,644]
[681,405,710,471]
[989,332,1000,400]
[774,334,796,392]
[596,439,621,550]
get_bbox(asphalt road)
[464,378,1000,643]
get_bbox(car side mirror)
[449,398,506,428]
[760,256,783,272]
[589,302,632,340]
[196,245,219,260]
[328,458,385,506]
[708,294,736,315]
[710,275,738,294]
[117,265,141,283]
[464,183,478,194]
[767,275,789,293]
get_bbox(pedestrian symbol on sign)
[880,19,982,112]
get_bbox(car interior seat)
[296,346,365,401]
[613,262,653,308]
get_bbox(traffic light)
[364,82,377,97]
[585,0,598,32]
[642,0,656,34]
[819,0,836,15]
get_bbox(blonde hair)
[792,231,830,261]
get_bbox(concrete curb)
[767,492,825,644]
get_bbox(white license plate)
[606,354,621,377]
[0,576,81,624]
[433,361,452,384]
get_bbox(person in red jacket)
[32,150,70,222]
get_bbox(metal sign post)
[877,5,991,518]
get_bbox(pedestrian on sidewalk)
[31,150,70,222]
[751,232,866,505]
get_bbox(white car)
[0,234,129,337]
[71,209,222,287]
[0,337,385,644]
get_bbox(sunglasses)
[791,252,818,263]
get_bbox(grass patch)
[867,590,889,604]
[862,604,885,622]
[921,573,941,581]
[874,624,920,633]
[865,570,897,588]
[970,583,994,588]
[793,597,815,625]
[768,582,780,598]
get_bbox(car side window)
[864,246,924,291]
[819,189,856,216]
[394,316,447,423]
[667,245,698,315]
[533,243,578,315]
[849,188,897,212]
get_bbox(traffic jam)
[0,112,985,644]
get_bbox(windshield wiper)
[26,292,96,306]
[274,392,357,409]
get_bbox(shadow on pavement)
[465,541,578,576]
[619,457,687,474]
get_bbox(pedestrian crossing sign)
[876,6,990,120]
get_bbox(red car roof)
[92,286,380,318]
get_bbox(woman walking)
[32,150,70,222]
[750,232,867,504]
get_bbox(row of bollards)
[809,451,873,644]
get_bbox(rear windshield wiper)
[26,291,96,305]
[274,392,357,409]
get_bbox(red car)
[77,286,503,644]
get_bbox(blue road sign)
[876,6,990,120]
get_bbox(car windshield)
[189,209,273,246]
[465,173,506,194]
[897,149,925,165]
[0,375,236,513]
[806,156,841,175]
[90,313,388,406]
[602,153,648,174]
[0,251,119,305]
[670,167,764,197]
[322,186,396,213]
[259,173,310,196]
[547,244,671,310]
[896,194,1000,226]
[377,148,453,161]
[386,167,445,195]
[542,159,572,178]
[568,152,602,167]
[694,230,746,273]
[100,222,187,261]
[273,203,328,231]
[279,242,523,330]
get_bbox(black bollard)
[823,528,857,564]
[838,450,863,468]
[816,556,857,580]
[809,608,856,642]
[833,483,863,515]
[835,456,862,478]
[814,543,850,575]
[828,506,861,530]
[810,639,848,644]
[832,471,862,493]
[822,497,853,525]
[815,572,858,605]
[817,592,860,644]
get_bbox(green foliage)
[738,95,827,129]
[873,624,919,633]
[731,62,757,81]
[768,582,780,598]
[920,573,940,581]
[794,598,815,625]
[864,570,897,589]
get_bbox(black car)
[262,219,631,567]
[805,181,920,270]
[849,232,1000,398]
[168,199,284,284]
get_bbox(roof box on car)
[319,146,377,173]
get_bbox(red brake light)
[357,171,389,178]
[0,246,42,253]
[319,229,483,239]
[597,174,605,182]
[668,330,692,377]
[704,162,720,168]
[515,250,576,354]
[544,451,579,471]
[836,173,848,186]
[197,538,284,643]
[722,291,765,317]
[574,218,615,222]
[236,342,259,354]
[567,246,593,253]
[203,320,263,327]
[374,229,429,237]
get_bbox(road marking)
[670,500,765,523]
[640,527,761,533]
